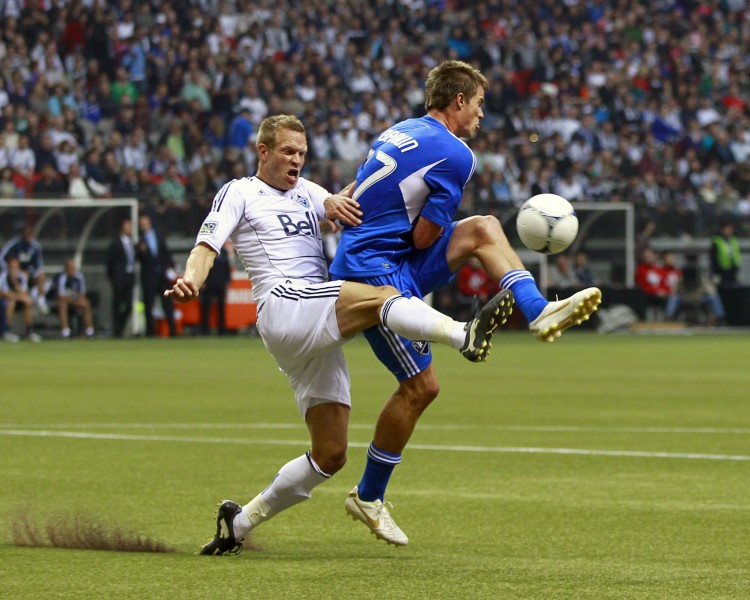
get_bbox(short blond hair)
[256,115,306,150]
[424,60,489,112]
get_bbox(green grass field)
[1,332,749,599]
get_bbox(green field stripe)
[3,429,750,461]
[2,422,750,434]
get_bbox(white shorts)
[256,281,351,417]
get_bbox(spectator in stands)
[331,118,366,160]
[227,106,254,152]
[82,149,108,188]
[111,66,138,106]
[114,166,140,197]
[1,256,42,342]
[181,61,212,114]
[660,252,682,305]
[665,253,726,326]
[710,219,742,287]
[53,257,95,339]
[9,133,35,184]
[635,248,668,321]
[549,254,578,290]
[0,133,9,169]
[32,162,67,198]
[200,242,232,336]
[67,161,111,199]
[122,128,148,172]
[101,149,123,189]
[106,217,136,338]
[0,165,24,197]
[573,250,595,287]
[157,160,187,226]
[137,213,176,337]
[452,257,499,321]
[54,139,79,176]
[33,133,57,171]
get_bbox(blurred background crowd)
[1,0,749,339]
[0,0,749,237]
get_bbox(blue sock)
[500,270,547,322]
[358,442,401,502]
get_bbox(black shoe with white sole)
[460,289,514,362]
[198,500,243,555]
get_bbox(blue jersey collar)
[421,115,448,131]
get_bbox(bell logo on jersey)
[277,211,320,238]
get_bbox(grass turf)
[1,332,748,599]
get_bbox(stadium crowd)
[0,0,749,241]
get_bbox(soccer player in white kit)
[164,115,514,554]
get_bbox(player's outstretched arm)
[164,243,217,303]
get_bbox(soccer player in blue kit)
[330,60,602,546]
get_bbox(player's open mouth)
[287,169,299,178]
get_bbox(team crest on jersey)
[293,193,310,208]
[411,340,430,355]
[199,221,218,235]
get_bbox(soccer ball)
[516,194,579,255]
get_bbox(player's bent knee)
[422,379,440,403]
[313,447,347,475]
[473,214,503,243]
[400,375,440,410]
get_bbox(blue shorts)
[331,222,457,381]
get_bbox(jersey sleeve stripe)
[212,181,233,212]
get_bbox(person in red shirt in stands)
[456,257,499,301]
[635,247,668,320]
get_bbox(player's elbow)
[413,230,441,249]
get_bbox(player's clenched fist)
[164,277,199,302]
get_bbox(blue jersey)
[330,115,476,277]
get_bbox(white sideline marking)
[1,423,750,435]
[1,429,749,462]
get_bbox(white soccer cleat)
[529,287,602,342]
[345,486,408,546]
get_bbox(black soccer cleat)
[198,500,244,556]
[460,289,514,362]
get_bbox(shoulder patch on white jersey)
[199,221,218,235]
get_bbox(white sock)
[233,453,329,539]
[233,493,271,540]
[380,295,466,349]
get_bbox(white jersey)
[196,175,331,304]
